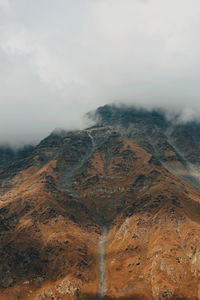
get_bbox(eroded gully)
[96,225,108,300]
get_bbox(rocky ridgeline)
[0,105,200,299]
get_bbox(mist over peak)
[1,0,200,144]
[87,104,200,129]
[1,2,200,299]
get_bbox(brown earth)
[0,106,200,299]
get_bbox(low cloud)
[0,0,200,145]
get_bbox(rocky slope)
[0,145,34,171]
[0,105,200,299]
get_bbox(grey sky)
[1,0,200,145]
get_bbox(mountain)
[0,105,200,300]
[0,145,34,171]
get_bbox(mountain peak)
[1,104,200,299]
[89,104,168,128]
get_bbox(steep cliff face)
[0,105,200,300]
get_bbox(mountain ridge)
[0,105,200,299]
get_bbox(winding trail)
[96,225,108,300]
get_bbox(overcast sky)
[1,0,200,145]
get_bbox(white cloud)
[0,0,10,13]
[0,0,200,144]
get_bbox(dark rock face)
[0,105,200,299]
[91,105,200,190]
[93,105,168,127]
[0,145,34,170]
